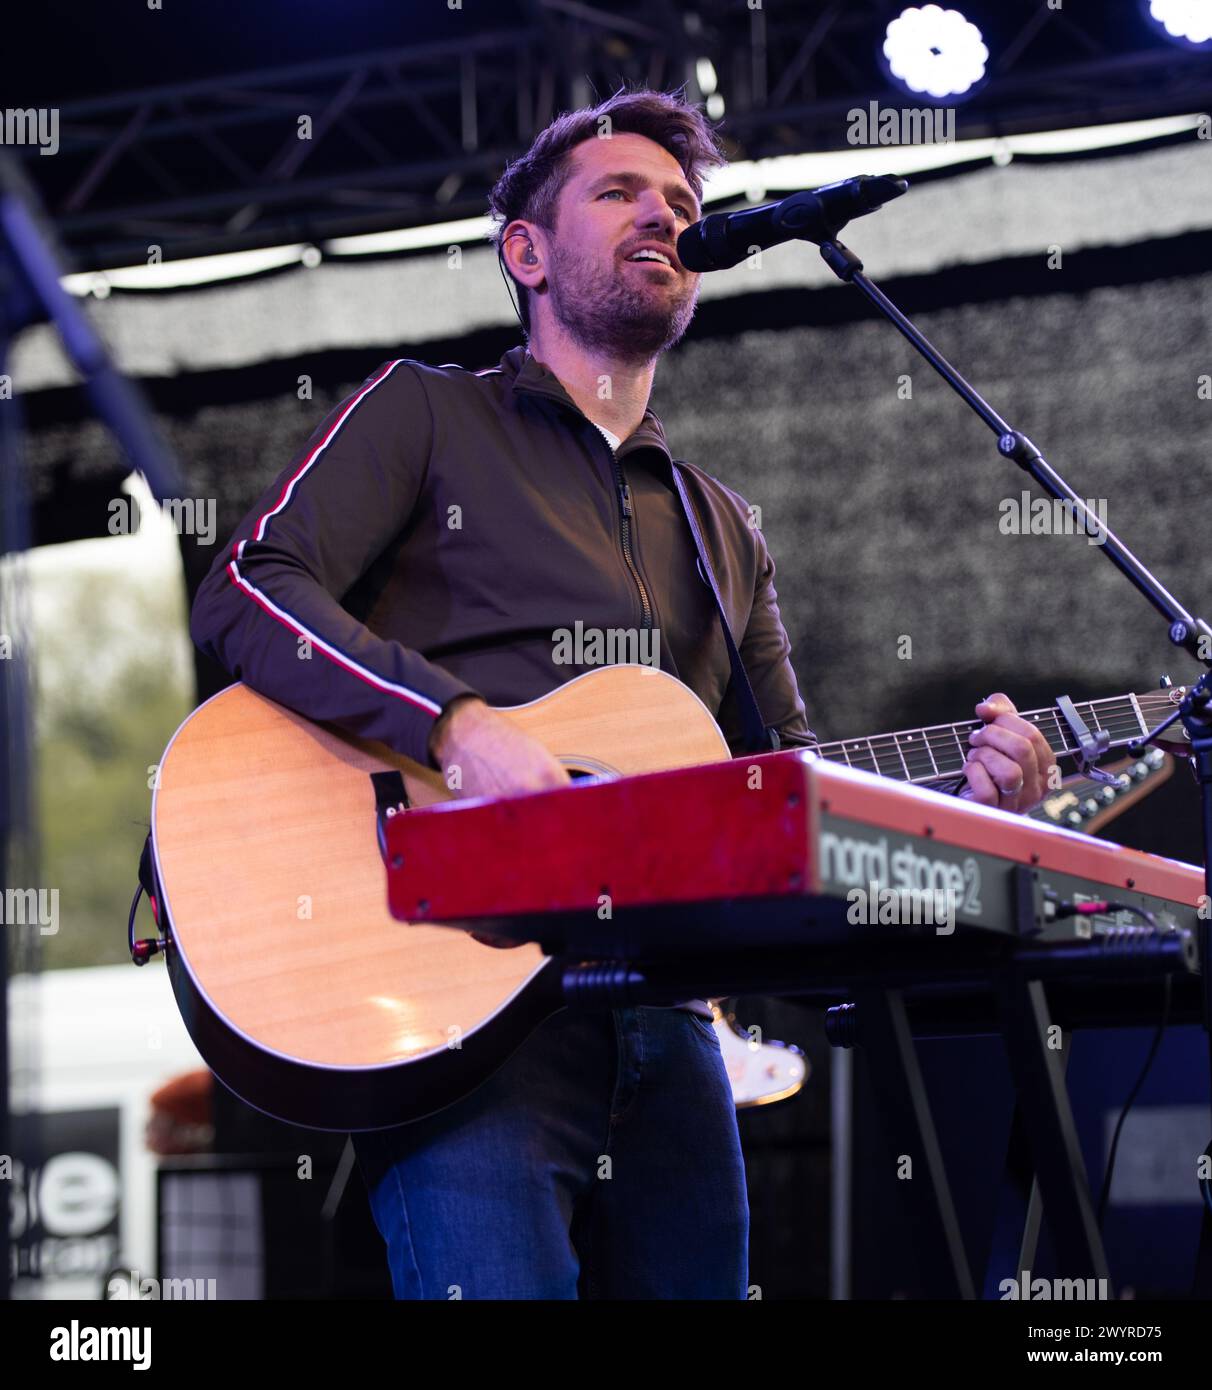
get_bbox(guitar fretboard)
[814,690,1183,786]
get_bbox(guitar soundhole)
[560,758,621,782]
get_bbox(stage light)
[1145,0,1212,47]
[883,5,989,100]
[695,58,725,118]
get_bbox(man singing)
[190,87,1054,1299]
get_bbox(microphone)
[677,174,909,272]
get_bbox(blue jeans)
[352,1005,749,1299]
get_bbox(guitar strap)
[670,460,780,756]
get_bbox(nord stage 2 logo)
[819,823,987,934]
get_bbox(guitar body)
[152,660,1166,1131]
[152,665,730,1130]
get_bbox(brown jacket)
[190,345,815,767]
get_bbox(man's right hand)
[428,695,571,950]
[429,695,572,801]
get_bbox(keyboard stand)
[982,1060,1056,1299]
[851,985,976,1299]
[991,973,1112,1289]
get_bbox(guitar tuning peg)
[1159,674,1173,688]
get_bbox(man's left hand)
[959,692,1057,815]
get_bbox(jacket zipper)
[518,376,660,630]
[609,454,653,630]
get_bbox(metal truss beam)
[19,1,1212,270]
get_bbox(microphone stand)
[806,219,1212,1291]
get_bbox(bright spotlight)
[883,5,989,100]
[1145,0,1212,47]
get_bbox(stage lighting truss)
[21,2,1212,271]
[882,5,990,101]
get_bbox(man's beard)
[544,240,699,362]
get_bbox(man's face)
[540,131,703,361]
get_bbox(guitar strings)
[815,692,1183,783]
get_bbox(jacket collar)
[500,345,672,461]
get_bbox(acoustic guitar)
[147,665,1184,1130]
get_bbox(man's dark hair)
[488,86,726,334]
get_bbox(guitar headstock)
[1129,684,1193,757]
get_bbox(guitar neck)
[814,688,1185,786]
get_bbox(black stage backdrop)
[25,231,1212,769]
[19,218,1212,1298]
